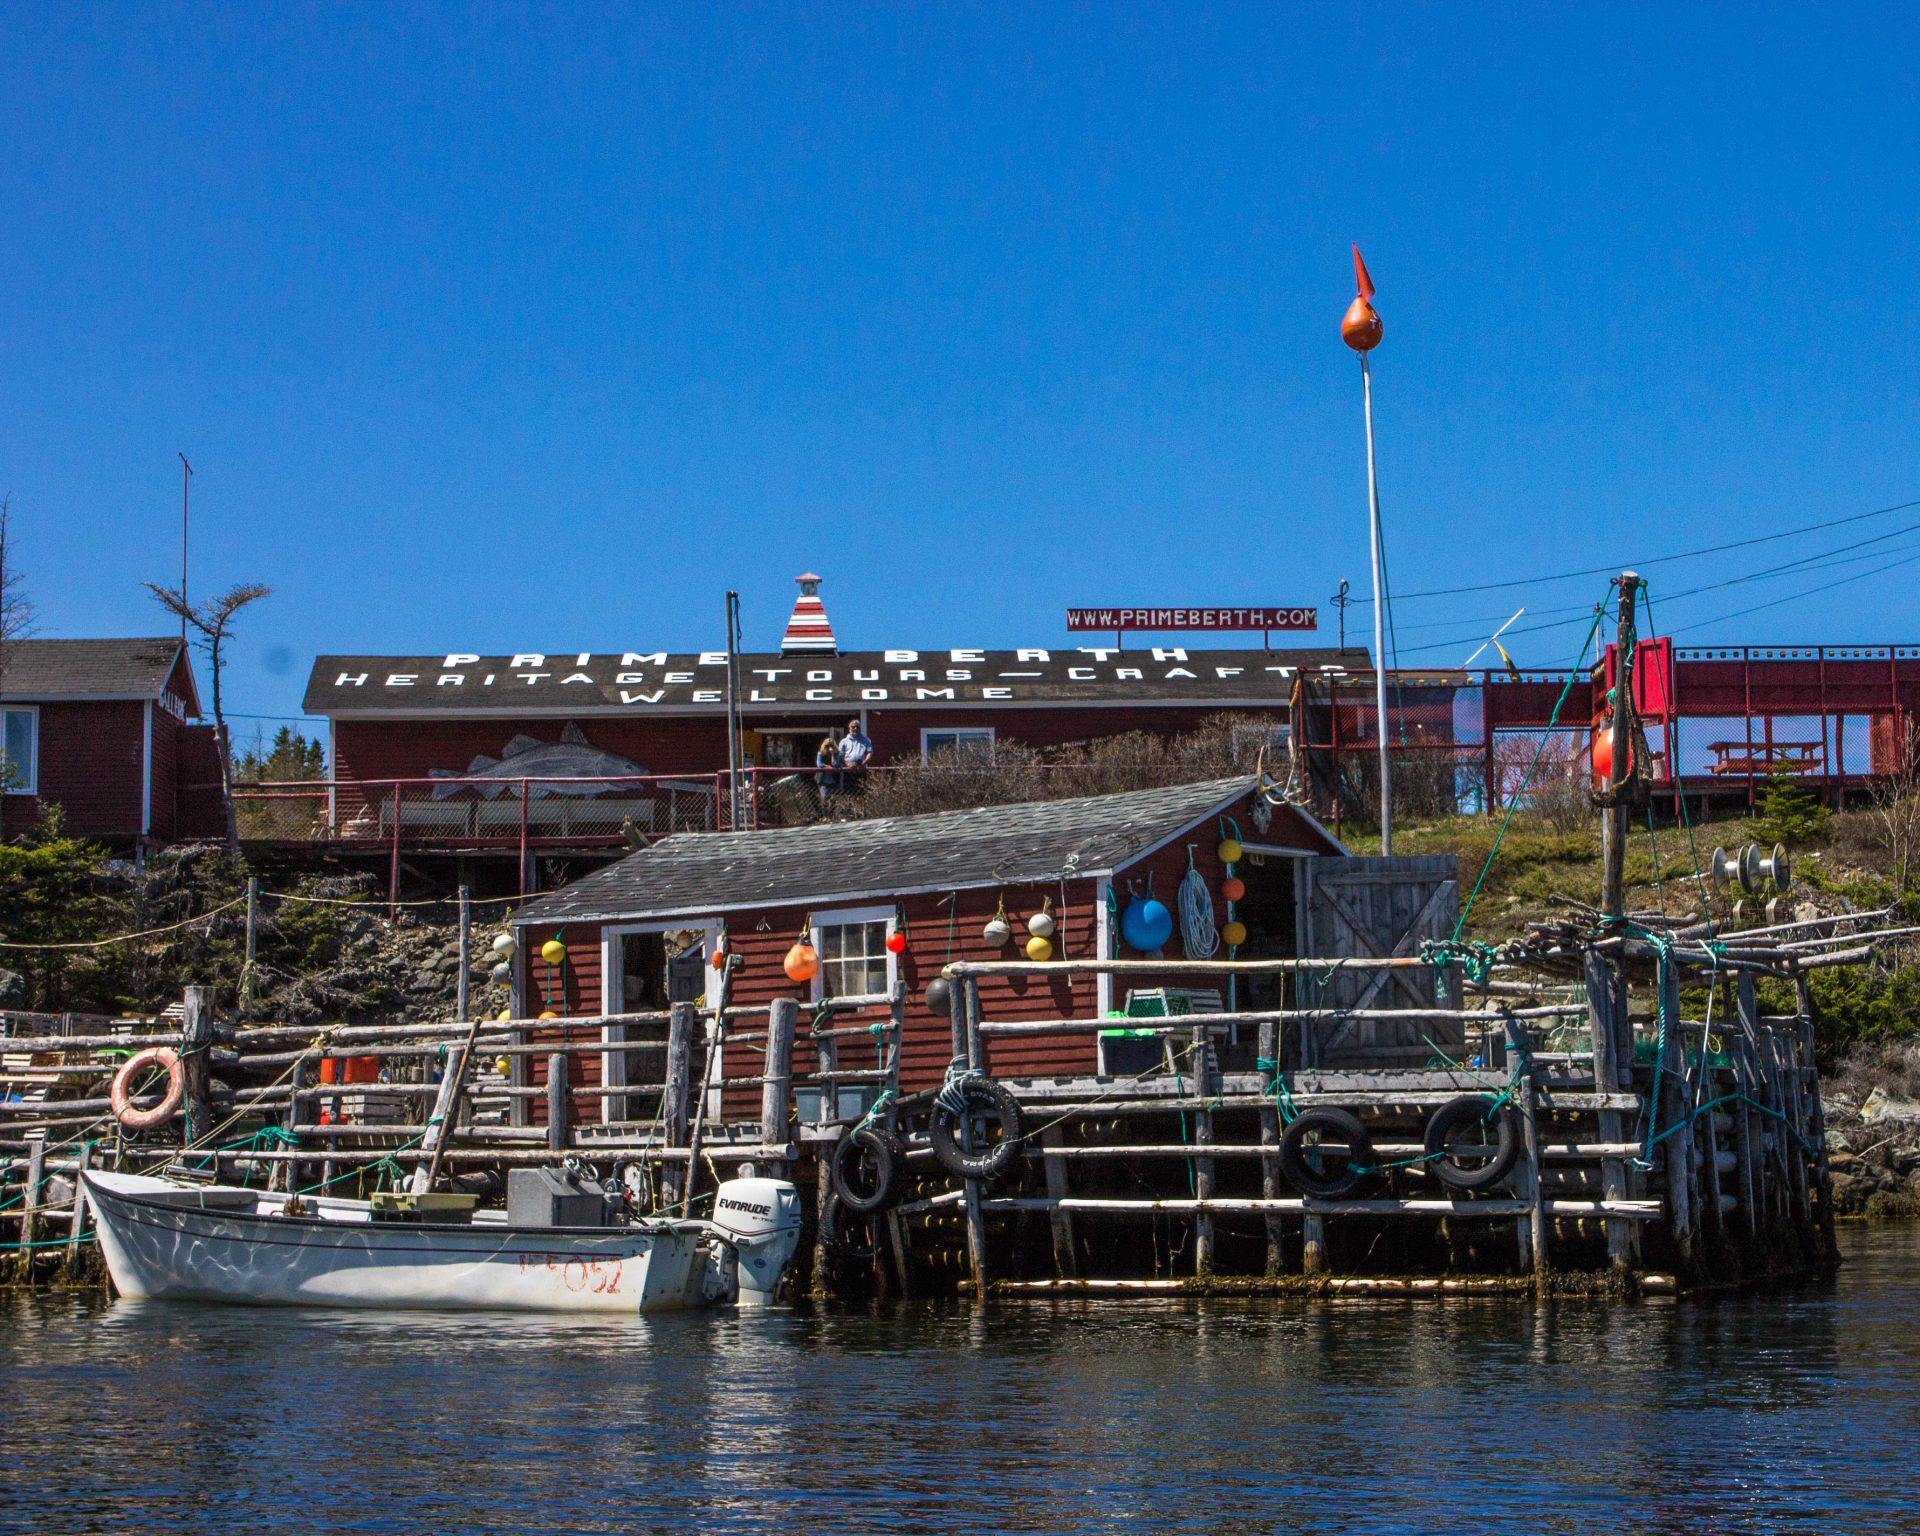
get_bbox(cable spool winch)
[1710,841,1792,897]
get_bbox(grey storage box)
[506,1167,623,1229]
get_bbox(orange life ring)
[110,1046,185,1130]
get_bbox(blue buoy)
[1120,896,1173,953]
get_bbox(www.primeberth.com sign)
[1065,607,1317,632]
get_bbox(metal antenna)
[1332,579,1351,650]
[177,452,193,645]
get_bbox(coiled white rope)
[1177,850,1218,959]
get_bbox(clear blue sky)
[4,4,1918,735]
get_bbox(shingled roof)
[512,777,1338,926]
[0,638,198,710]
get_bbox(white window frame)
[919,726,996,765]
[809,904,898,1005]
[1,705,39,796]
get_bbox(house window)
[921,727,995,765]
[812,906,895,1001]
[1,707,36,795]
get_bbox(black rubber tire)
[819,1191,877,1262]
[1278,1107,1376,1198]
[1423,1095,1521,1192]
[830,1125,901,1214]
[929,1076,1025,1182]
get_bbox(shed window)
[921,727,995,764]
[814,912,893,1001]
[1,707,36,795]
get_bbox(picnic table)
[1705,740,1823,777]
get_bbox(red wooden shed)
[505,777,1350,1125]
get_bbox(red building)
[502,778,1355,1129]
[0,637,226,846]
[291,574,1361,883]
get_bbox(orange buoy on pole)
[1344,243,1393,853]
[1341,246,1383,352]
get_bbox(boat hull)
[85,1173,709,1313]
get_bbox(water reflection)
[4,1229,1920,1533]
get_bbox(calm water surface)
[5,1227,1920,1534]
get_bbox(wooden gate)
[1299,855,1460,1068]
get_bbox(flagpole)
[1342,245,1391,852]
[1361,351,1392,854]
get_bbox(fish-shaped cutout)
[429,721,648,799]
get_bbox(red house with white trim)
[0,637,226,845]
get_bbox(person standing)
[837,717,874,792]
[814,733,840,803]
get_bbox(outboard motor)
[708,1178,803,1307]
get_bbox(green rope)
[1453,592,1613,941]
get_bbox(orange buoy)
[784,942,819,982]
[1221,876,1246,903]
[1341,295,1383,352]
[1593,726,1629,782]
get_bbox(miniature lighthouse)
[779,573,838,656]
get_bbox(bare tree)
[144,580,271,732]
[146,579,271,848]
[1870,720,1920,898]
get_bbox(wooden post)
[1040,1126,1078,1279]
[1695,1046,1727,1261]
[1731,974,1761,1240]
[546,1052,568,1155]
[1583,950,1637,1268]
[811,1008,842,1300]
[1796,975,1835,1258]
[242,876,259,1015]
[455,884,471,1029]
[661,1001,695,1208]
[283,1055,308,1194]
[65,1140,91,1276]
[20,1136,45,1264]
[959,976,991,1293]
[946,969,967,1061]
[1190,1022,1217,1276]
[1256,1016,1286,1276]
[1658,960,1695,1268]
[962,1177,990,1299]
[180,986,214,1151]
[761,999,797,1177]
[1601,572,1640,920]
[409,1046,468,1195]
[1505,1018,1548,1280]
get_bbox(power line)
[1347,494,1920,607]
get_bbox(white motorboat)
[84,1169,804,1314]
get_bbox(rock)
[1861,1087,1920,1125]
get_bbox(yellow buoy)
[1026,934,1053,962]
[1222,920,1248,948]
[1217,838,1243,865]
[540,938,566,966]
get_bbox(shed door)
[1300,855,1460,1068]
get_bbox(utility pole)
[1600,571,1641,920]
[177,453,193,647]
[1332,579,1351,650]
[723,591,743,830]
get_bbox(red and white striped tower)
[780,573,838,655]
